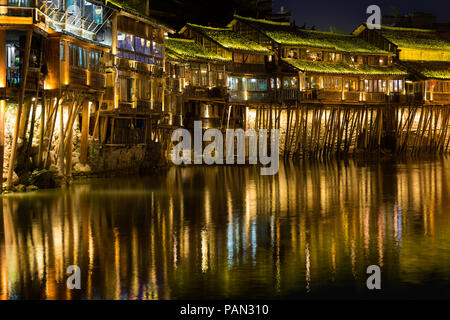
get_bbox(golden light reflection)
[0,159,449,299]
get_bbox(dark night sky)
[273,0,450,32]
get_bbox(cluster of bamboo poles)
[251,104,384,158]
[393,105,450,154]
[3,88,96,190]
[250,103,450,159]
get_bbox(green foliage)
[283,59,408,76]
[166,38,231,62]
[401,60,450,80]
[186,24,272,54]
[379,25,450,50]
[232,15,391,54]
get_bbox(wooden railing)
[137,100,152,113]
[166,78,181,92]
[69,67,88,87]
[225,63,266,74]
[112,126,146,145]
[229,91,270,103]
[363,92,386,103]
[183,86,228,99]
[317,90,341,101]
[343,91,360,102]
[426,92,450,103]
[90,72,105,88]
[0,4,34,17]
[6,68,41,91]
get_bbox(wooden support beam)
[59,98,65,175]
[7,29,32,189]
[0,100,5,190]
[44,96,61,169]
[92,93,104,140]
[37,95,46,167]
[80,100,90,164]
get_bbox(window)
[283,77,298,89]
[153,41,163,58]
[8,0,33,7]
[388,79,403,93]
[247,78,267,91]
[344,79,358,91]
[135,37,146,54]
[69,44,74,65]
[60,41,65,61]
[200,65,208,86]
[306,50,323,61]
[233,53,244,63]
[228,77,242,91]
[119,77,135,102]
[118,32,163,65]
[89,50,103,72]
[362,79,390,92]
[68,43,88,69]
[287,48,298,59]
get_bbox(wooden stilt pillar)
[59,99,65,175]
[92,93,104,140]
[37,95,46,167]
[7,29,32,189]
[80,100,90,164]
[44,96,60,169]
[66,129,73,177]
[0,100,5,190]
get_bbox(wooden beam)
[80,100,90,164]
[92,93,104,140]
[0,100,5,191]
[7,29,32,189]
[59,97,65,175]
[37,95,46,167]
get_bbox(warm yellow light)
[44,81,52,90]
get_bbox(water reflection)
[1,158,450,299]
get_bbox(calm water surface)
[1,158,450,299]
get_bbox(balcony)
[69,67,88,87]
[343,91,360,102]
[0,2,34,17]
[425,92,450,104]
[226,63,267,75]
[183,86,228,100]
[317,90,342,102]
[6,68,42,91]
[117,57,164,76]
[38,0,114,44]
[166,78,181,92]
[89,72,105,88]
[363,92,386,103]
[272,89,301,103]
[229,91,270,103]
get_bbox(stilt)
[7,29,32,189]
[0,100,5,190]
[80,100,90,164]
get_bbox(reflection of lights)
[201,229,208,273]
[44,81,52,90]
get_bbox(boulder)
[29,169,59,189]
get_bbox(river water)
[1,158,450,299]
